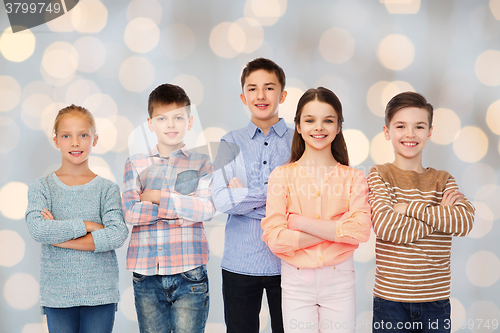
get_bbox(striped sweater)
[367,163,475,302]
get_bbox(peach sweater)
[261,162,371,268]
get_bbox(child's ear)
[383,126,391,140]
[279,90,288,104]
[147,118,154,132]
[93,134,99,147]
[296,123,301,134]
[428,126,433,139]
[240,93,248,106]
[53,136,59,148]
[187,116,193,131]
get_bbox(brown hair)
[385,91,434,127]
[289,87,349,166]
[53,104,96,136]
[240,57,286,91]
[148,83,191,118]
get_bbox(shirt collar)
[246,118,288,139]
[149,145,190,158]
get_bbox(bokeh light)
[319,28,356,64]
[83,93,118,121]
[461,163,497,197]
[21,323,48,333]
[4,274,39,310]
[0,230,25,267]
[491,0,500,20]
[119,56,155,92]
[453,126,488,163]
[124,18,160,53]
[127,0,162,24]
[467,201,494,239]
[486,99,500,134]
[344,129,370,166]
[71,0,108,33]
[73,37,106,73]
[89,156,115,182]
[244,0,287,26]
[93,118,117,155]
[450,298,466,333]
[0,117,20,154]
[0,76,21,112]
[41,42,79,79]
[474,184,500,220]
[40,102,65,143]
[377,34,415,71]
[0,27,36,62]
[367,81,415,117]
[431,108,461,145]
[475,50,500,86]
[232,18,265,54]
[382,0,421,14]
[466,251,500,287]
[47,9,75,32]
[353,229,376,262]
[160,24,196,60]
[370,131,395,165]
[279,86,304,124]
[196,127,227,147]
[21,94,53,130]
[0,181,28,220]
[111,116,135,152]
[171,74,204,106]
[210,22,243,58]
[65,79,101,105]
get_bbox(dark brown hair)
[385,91,433,127]
[53,104,96,136]
[148,84,191,118]
[289,87,349,166]
[240,57,286,91]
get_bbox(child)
[122,84,215,333]
[261,87,371,333]
[211,58,291,333]
[25,105,129,333]
[368,92,475,333]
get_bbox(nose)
[71,136,80,147]
[257,88,265,100]
[405,127,415,137]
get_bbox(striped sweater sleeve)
[405,176,475,236]
[368,169,435,244]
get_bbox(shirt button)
[258,129,261,133]
[158,247,162,251]
[263,161,267,165]
[253,207,257,210]
[317,214,320,219]
[264,182,268,185]
[264,142,268,146]
[317,192,321,196]
[319,256,323,261]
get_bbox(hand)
[228,177,244,189]
[140,190,161,204]
[41,208,54,220]
[287,213,302,231]
[441,190,464,206]
[393,203,408,214]
[84,221,104,232]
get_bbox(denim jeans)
[45,303,116,333]
[373,296,451,333]
[222,269,284,333]
[133,265,209,333]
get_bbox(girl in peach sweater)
[261,87,371,333]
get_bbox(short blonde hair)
[53,104,97,136]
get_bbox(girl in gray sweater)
[25,105,129,333]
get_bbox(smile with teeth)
[165,132,178,137]
[69,151,83,156]
[311,134,327,139]
[402,142,418,147]
[255,104,269,109]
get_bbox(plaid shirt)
[122,145,215,276]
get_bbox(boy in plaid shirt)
[122,84,215,333]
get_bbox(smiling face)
[383,106,433,166]
[297,100,340,153]
[147,103,193,156]
[240,69,287,127]
[53,114,98,167]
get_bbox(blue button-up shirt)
[211,118,293,275]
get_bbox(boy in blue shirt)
[212,58,292,333]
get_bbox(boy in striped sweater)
[368,92,475,333]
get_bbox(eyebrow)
[302,114,337,118]
[246,82,277,87]
[393,121,428,125]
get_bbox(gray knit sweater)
[25,172,129,313]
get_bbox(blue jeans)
[45,303,116,333]
[133,265,209,333]
[222,269,284,333]
[373,296,451,333]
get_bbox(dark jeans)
[222,269,284,333]
[45,303,116,333]
[373,296,451,333]
[133,265,209,333]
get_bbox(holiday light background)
[0,0,499,332]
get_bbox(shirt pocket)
[174,170,199,195]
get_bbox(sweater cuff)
[72,219,87,239]
[91,229,108,253]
